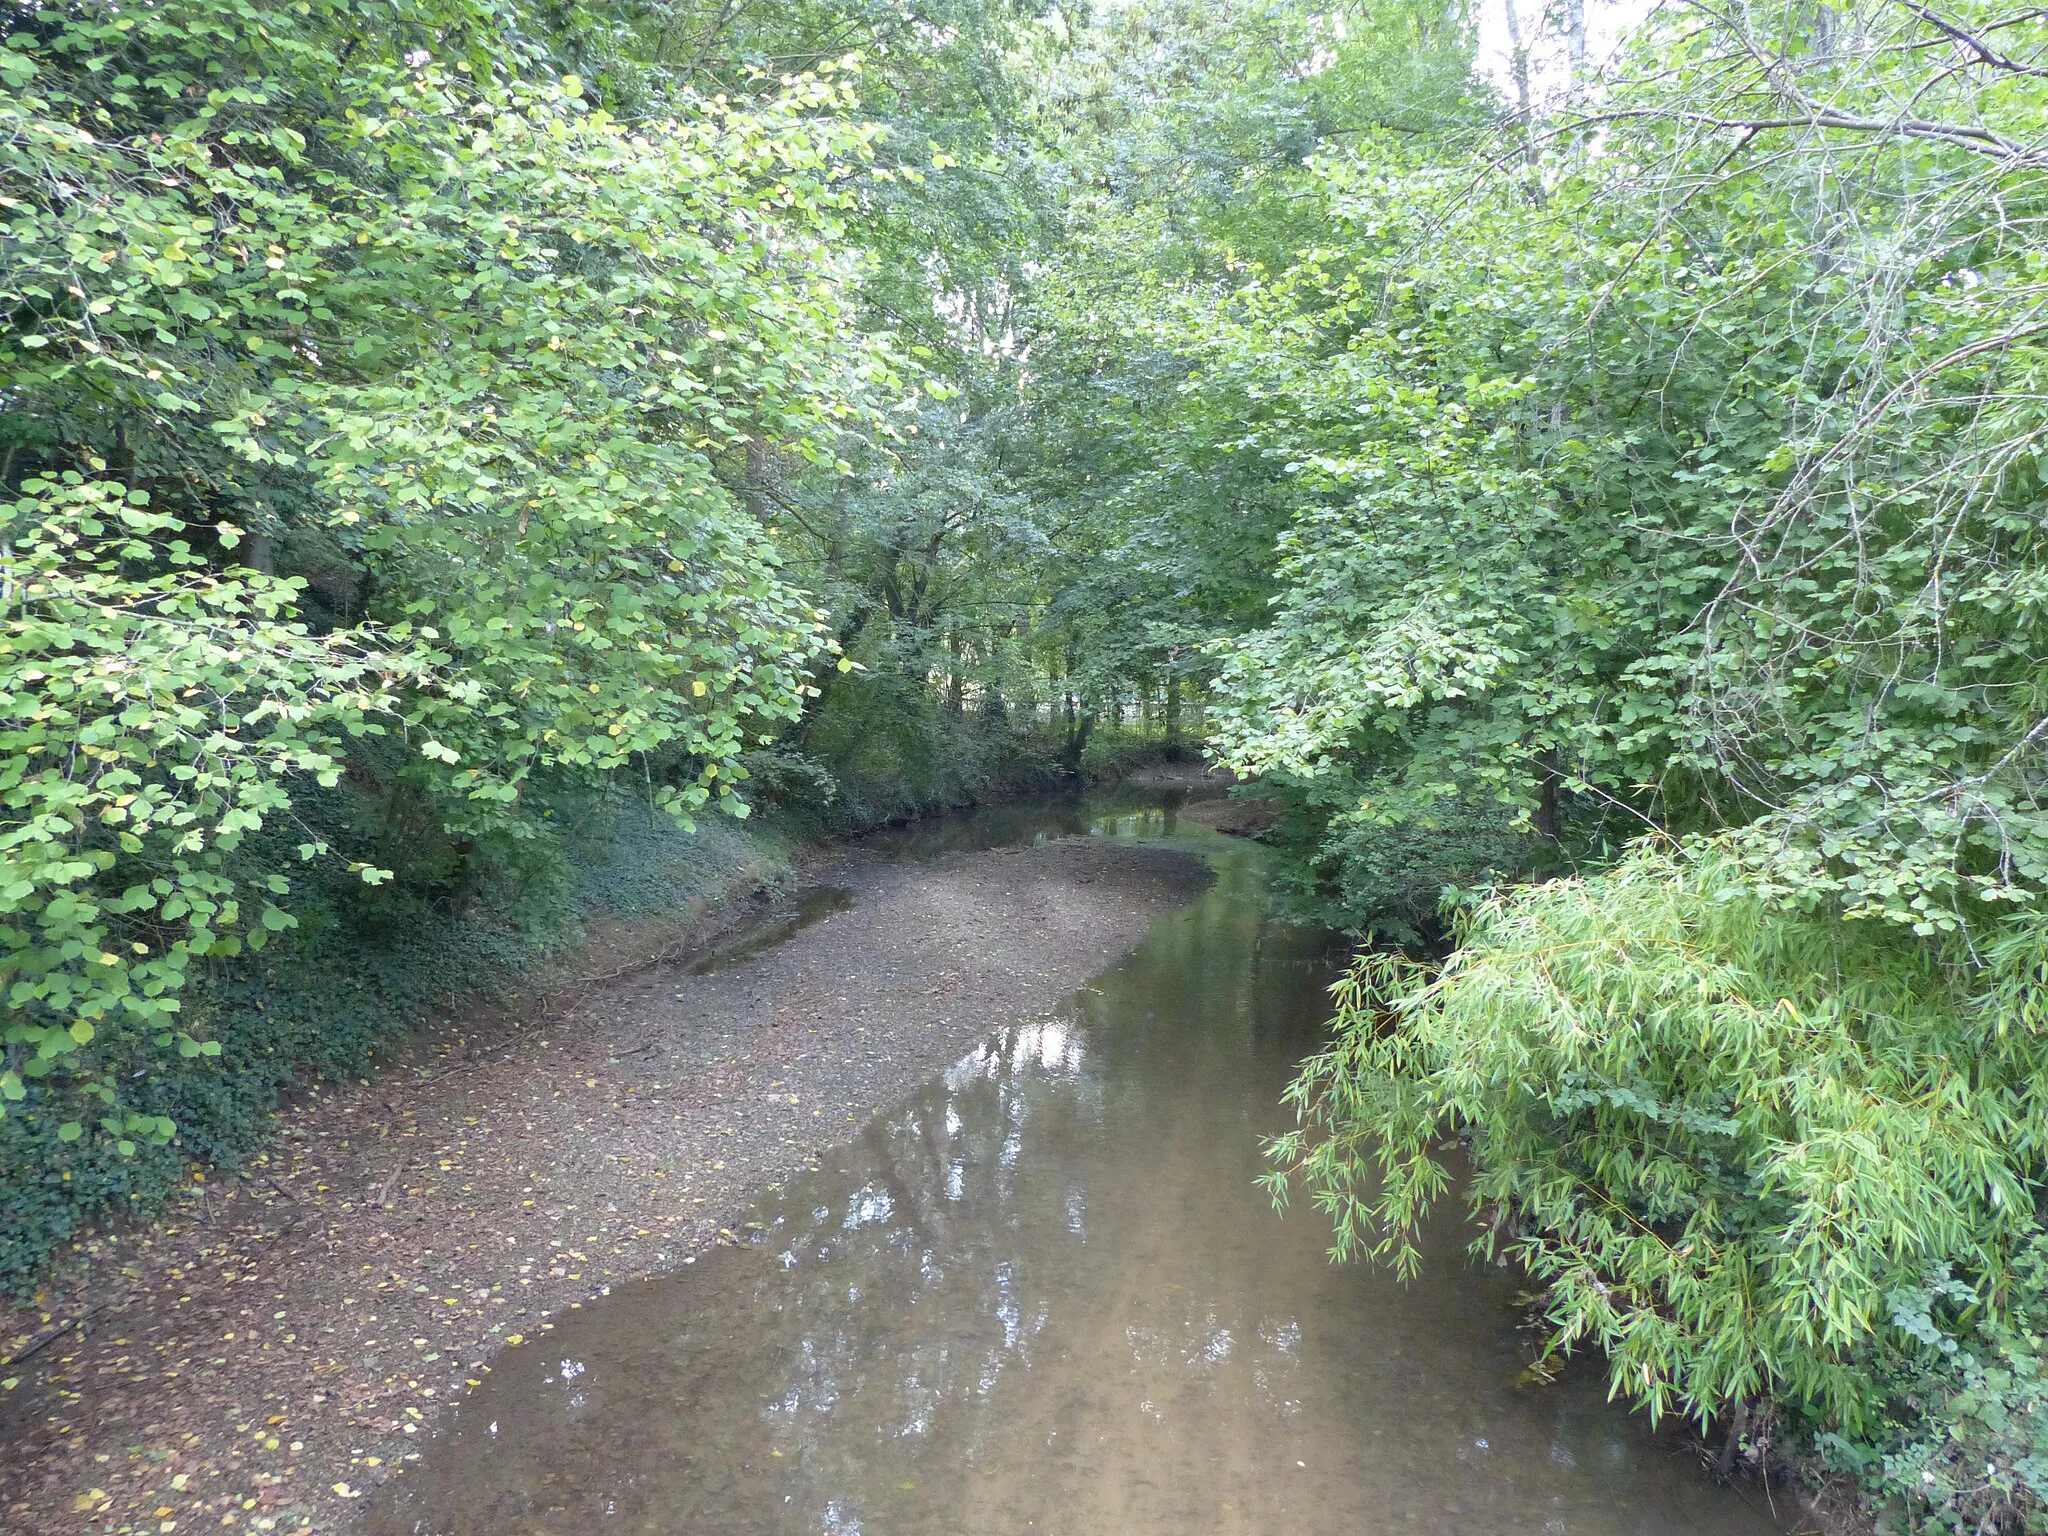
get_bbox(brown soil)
[0,835,1210,1536]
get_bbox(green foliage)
[0,475,415,1152]
[1074,723,1173,782]
[1267,846,2048,1434]
[975,0,1487,787]
[0,0,930,1269]
[1257,773,1552,943]
[1830,1237,2048,1534]
[0,772,784,1289]
[797,666,1059,827]
[1199,3,2048,936]
[1036,6,2048,1520]
[24,14,2048,1536]
[4,0,1259,1293]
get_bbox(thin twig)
[373,1158,410,1210]
[2,1302,111,1370]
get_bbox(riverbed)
[1,797,1206,1535]
[370,800,1788,1536]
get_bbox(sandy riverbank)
[2,832,1211,1536]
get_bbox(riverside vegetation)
[7,0,2048,1531]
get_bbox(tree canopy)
[9,0,2048,1526]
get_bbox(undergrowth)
[1252,769,1562,944]
[3,689,1094,1295]
[0,779,779,1294]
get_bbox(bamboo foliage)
[1268,846,2048,1429]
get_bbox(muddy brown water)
[371,797,1790,1536]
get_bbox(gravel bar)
[2,834,1211,1536]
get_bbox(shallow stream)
[371,796,1788,1536]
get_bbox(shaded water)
[373,800,1788,1536]
[690,887,856,976]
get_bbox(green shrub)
[1075,723,1174,782]
[0,780,779,1293]
[1821,1239,2048,1535]
[1254,769,1557,942]
[1267,845,2048,1438]
[797,671,1059,828]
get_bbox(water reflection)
[372,814,1787,1536]
[856,790,1188,857]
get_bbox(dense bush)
[0,0,904,1273]
[1252,772,1555,943]
[1269,849,2048,1431]
[795,668,1064,828]
[0,776,780,1289]
[1832,1240,2048,1534]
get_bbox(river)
[369,795,1789,1536]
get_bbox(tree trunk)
[1065,707,1096,772]
[1503,0,1533,118]
[1534,744,1563,841]
[1563,0,1587,105]
[1713,1398,1752,1480]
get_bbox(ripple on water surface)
[370,807,1790,1536]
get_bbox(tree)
[1,0,898,1205]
